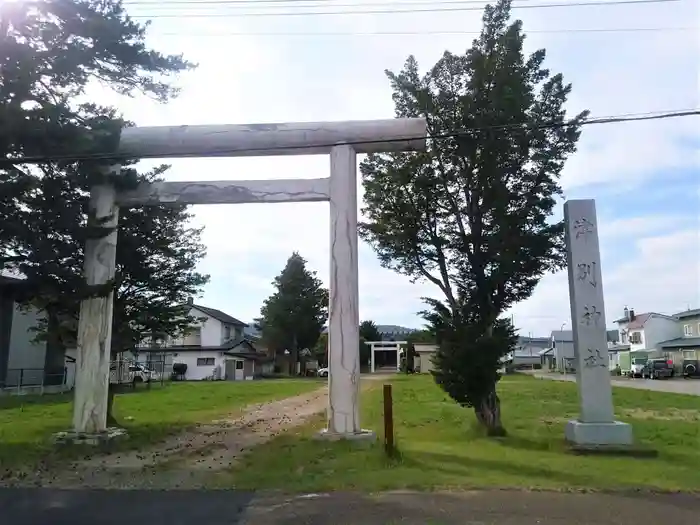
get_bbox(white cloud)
[507,222,700,335]
[89,0,700,332]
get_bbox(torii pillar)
[67,118,427,442]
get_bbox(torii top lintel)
[117,118,427,159]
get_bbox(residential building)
[614,307,680,354]
[510,336,550,368]
[657,308,700,364]
[546,329,620,372]
[135,302,271,381]
[413,343,437,374]
[549,330,575,372]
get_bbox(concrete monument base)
[53,427,127,446]
[565,420,633,447]
[314,429,376,443]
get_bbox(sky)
[94,0,699,336]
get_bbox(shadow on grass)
[399,449,607,488]
[494,435,561,453]
[0,382,169,411]
[0,393,72,410]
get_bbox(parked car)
[317,367,329,378]
[641,359,674,380]
[682,360,700,379]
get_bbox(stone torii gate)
[70,118,427,442]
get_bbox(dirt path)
[16,376,387,489]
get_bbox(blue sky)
[94,0,699,336]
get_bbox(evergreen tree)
[0,0,201,422]
[257,253,328,375]
[359,320,381,369]
[359,0,587,434]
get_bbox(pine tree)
[359,0,587,434]
[0,1,202,422]
[257,253,328,375]
[359,320,381,368]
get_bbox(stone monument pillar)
[564,199,633,447]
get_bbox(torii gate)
[367,341,408,373]
[70,118,426,441]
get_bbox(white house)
[134,302,271,381]
[614,307,681,354]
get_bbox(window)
[235,360,244,370]
[620,332,628,344]
[684,324,693,337]
[224,325,232,341]
[196,357,215,366]
[185,327,202,346]
[629,332,642,344]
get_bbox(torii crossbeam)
[71,118,427,441]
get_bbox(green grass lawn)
[224,374,700,492]
[0,378,322,474]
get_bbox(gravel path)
[7,376,388,489]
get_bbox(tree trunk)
[474,388,506,437]
[44,306,67,386]
[106,382,119,427]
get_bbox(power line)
[124,0,572,7]
[4,109,698,165]
[123,0,679,18]
[122,0,559,5]
[150,26,694,36]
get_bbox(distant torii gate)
[367,341,408,373]
[70,118,426,441]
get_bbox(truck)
[619,350,649,378]
[109,360,159,385]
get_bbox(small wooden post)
[383,383,394,456]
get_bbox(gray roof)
[608,343,631,352]
[193,304,247,327]
[550,330,618,343]
[674,308,700,320]
[550,330,573,342]
[139,335,260,354]
[658,337,700,350]
[517,336,550,348]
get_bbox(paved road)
[1,489,698,525]
[535,373,700,396]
